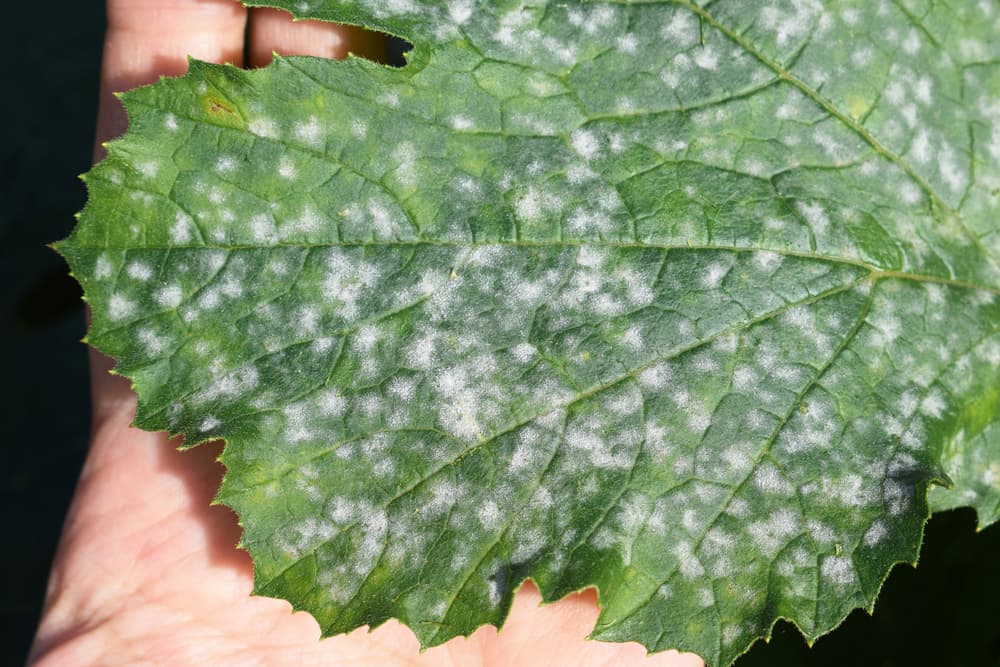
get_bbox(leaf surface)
[59,1,1000,664]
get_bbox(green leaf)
[59,1,1000,664]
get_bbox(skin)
[28,2,705,665]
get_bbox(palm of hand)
[30,2,701,665]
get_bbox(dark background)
[2,2,102,664]
[2,2,998,665]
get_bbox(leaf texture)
[59,1,1000,664]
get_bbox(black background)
[2,3,998,665]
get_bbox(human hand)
[28,2,703,665]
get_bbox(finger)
[248,7,388,68]
[96,0,248,155]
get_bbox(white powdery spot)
[355,324,380,352]
[391,141,419,188]
[126,261,153,281]
[863,519,887,546]
[94,254,113,279]
[439,394,484,441]
[923,283,946,305]
[753,464,793,494]
[760,2,817,47]
[742,158,768,177]
[250,214,277,243]
[622,325,643,351]
[511,343,537,363]
[700,262,729,289]
[486,578,502,607]
[294,205,324,234]
[137,328,164,354]
[355,508,388,575]
[898,181,922,205]
[278,155,297,179]
[171,212,193,243]
[796,201,830,237]
[199,416,221,432]
[509,430,540,473]
[754,250,783,272]
[108,294,135,321]
[137,161,159,178]
[566,425,633,469]
[688,411,711,433]
[821,472,877,507]
[813,129,847,162]
[316,389,347,416]
[621,267,654,306]
[566,163,597,184]
[722,624,746,646]
[775,100,798,119]
[937,146,964,194]
[367,199,402,238]
[425,480,458,514]
[322,251,380,322]
[357,393,382,419]
[979,340,1000,369]
[638,363,670,390]
[697,588,715,607]
[852,47,873,68]
[215,156,237,173]
[406,333,437,370]
[283,404,313,443]
[154,285,183,309]
[477,501,501,529]
[577,246,605,268]
[567,206,613,235]
[871,311,902,345]
[662,11,698,43]
[660,65,684,88]
[293,116,323,146]
[447,0,473,23]
[919,390,947,418]
[674,540,705,579]
[910,129,931,164]
[164,113,179,132]
[248,117,279,139]
[570,128,600,161]
[807,519,835,544]
[617,33,639,53]
[693,45,718,70]
[511,527,547,563]
[728,497,750,518]
[722,442,754,474]
[515,186,563,222]
[388,376,416,401]
[821,555,856,587]
[418,269,448,296]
